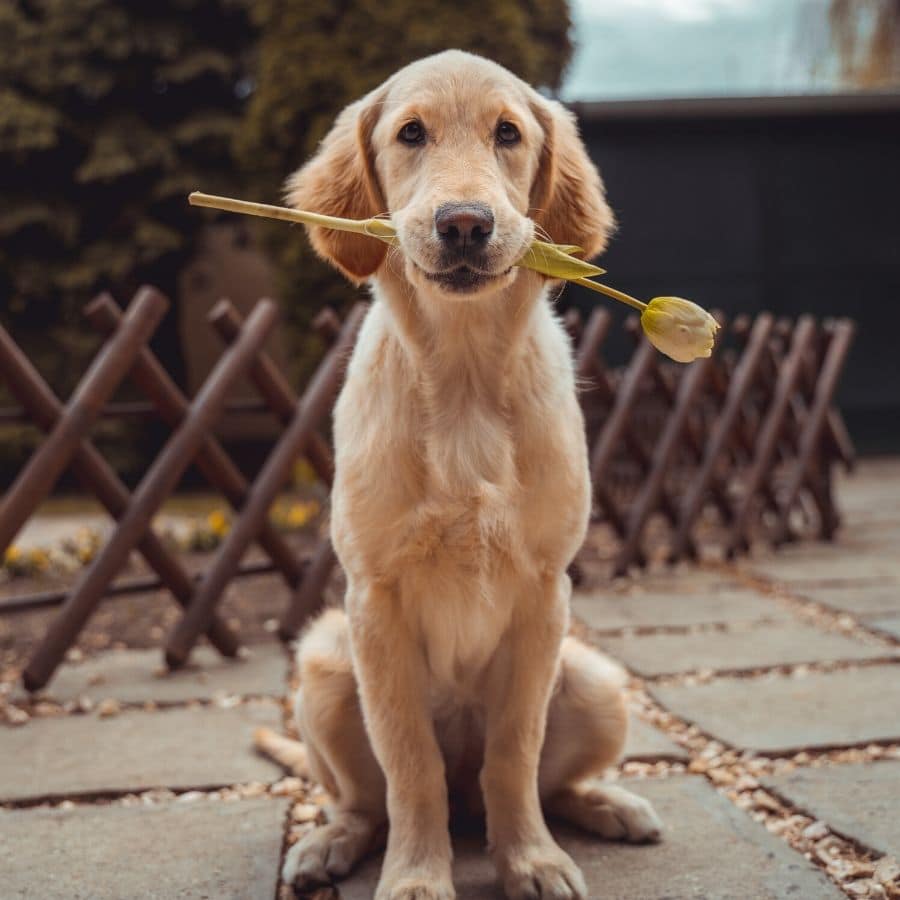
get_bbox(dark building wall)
[571,95,900,453]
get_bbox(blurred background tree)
[0,0,253,481]
[0,0,572,480]
[0,0,572,391]
[828,0,900,87]
[234,0,573,382]
[0,0,253,392]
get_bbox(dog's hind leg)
[540,637,663,844]
[281,609,387,891]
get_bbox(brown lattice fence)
[0,290,854,690]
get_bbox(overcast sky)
[561,0,839,100]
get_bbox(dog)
[255,50,663,900]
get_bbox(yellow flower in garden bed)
[62,526,101,565]
[2,545,25,577]
[180,500,323,555]
[207,509,230,538]
[2,542,79,578]
[182,510,231,552]
[189,191,720,363]
[271,499,321,532]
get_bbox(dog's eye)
[496,121,521,145]
[398,121,425,145]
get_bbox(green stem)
[572,277,647,312]
[189,192,388,238]
[190,192,648,311]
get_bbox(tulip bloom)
[188,192,720,362]
[639,297,720,363]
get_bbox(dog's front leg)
[482,573,587,900]
[348,583,455,900]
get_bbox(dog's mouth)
[417,264,513,295]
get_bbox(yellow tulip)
[640,297,720,364]
[188,192,720,363]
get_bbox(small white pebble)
[214,694,241,709]
[97,698,121,718]
[271,777,303,796]
[6,706,29,726]
[874,856,899,884]
[292,803,320,823]
[734,774,758,792]
[802,821,829,841]
[237,782,267,798]
[141,789,175,806]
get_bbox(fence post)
[0,288,167,556]
[670,314,774,561]
[164,304,367,667]
[613,349,716,576]
[207,301,347,640]
[84,294,305,588]
[774,318,855,542]
[726,316,818,558]
[0,319,240,660]
[22,300,280,691]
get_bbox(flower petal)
[640,296,720,363]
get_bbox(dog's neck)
[371,266,550,493]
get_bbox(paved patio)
[2,459,899,899]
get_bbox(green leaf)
[516,240,606,279]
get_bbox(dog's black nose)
[435,202,494,250]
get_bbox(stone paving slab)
[651,665,900,754]
[867,614,900,641]
[748,552,900,584]
[338,776,842,899]
[0,795,288,899]
[0,701,282,801]
[597,620,895,677]
[32,644,289,705]
[573,589,788,632]
[764,761,900,857]
[624,716,689,761]
[792,582,900,618]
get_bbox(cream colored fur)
[258,51,662,900]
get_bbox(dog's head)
[287,50,614,298]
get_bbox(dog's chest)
[333,298,587,583]
[402,552,518,695]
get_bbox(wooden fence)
[567,307,855,575]
[0,289,854,690]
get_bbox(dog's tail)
[253,727,309,776]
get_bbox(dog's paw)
[572,783,663,844]
[374,874,456,900]
[500,844,586,900]
[282,817,375,889]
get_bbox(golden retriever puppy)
[261,50,662,900]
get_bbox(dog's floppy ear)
[529,98,615,260]
[285,90,387,282]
